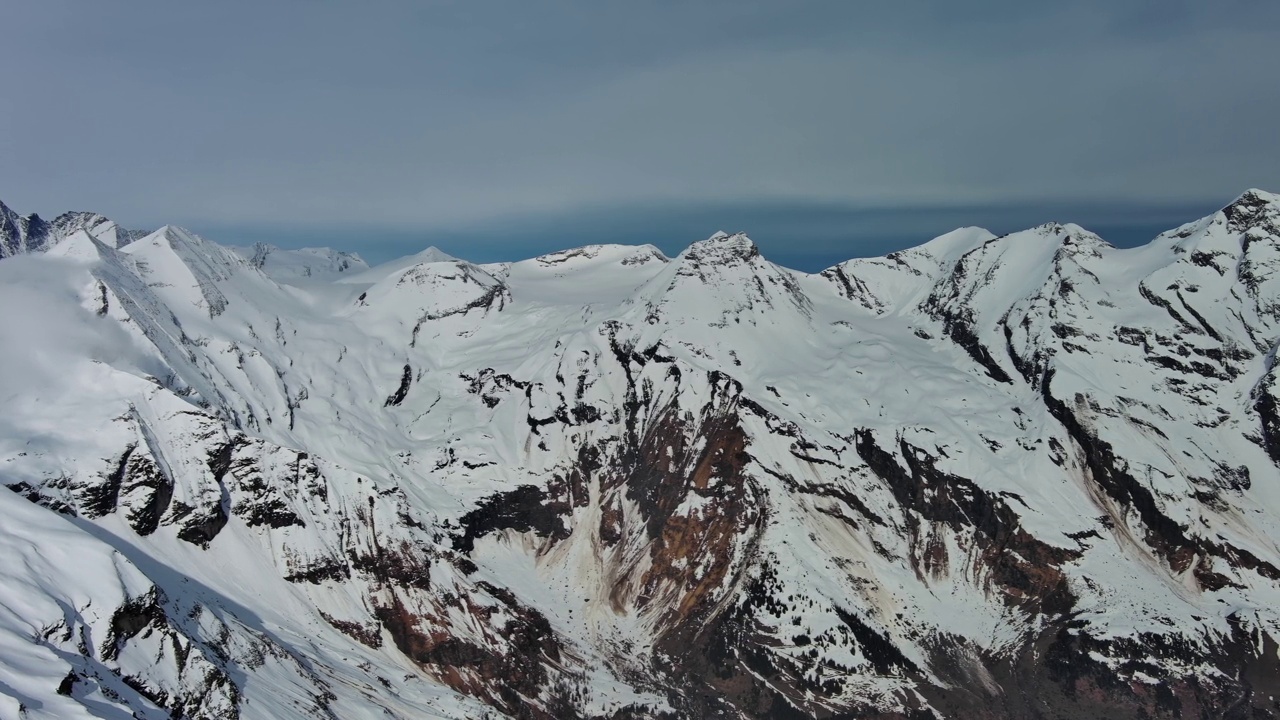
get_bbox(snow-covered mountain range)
[2,191,1280,719]
[0,199,147,257]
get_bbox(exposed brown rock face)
[436,340,1280,718]
[372,587,563,719]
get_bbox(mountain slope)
[231,242,369,283]
[2,191,1280,719]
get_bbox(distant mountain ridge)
[0,198,148,258]
[230,242,370,282]
[1,190,1279,719]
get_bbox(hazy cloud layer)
[3,1,1277,258]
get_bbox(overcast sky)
[3,1,1278,268]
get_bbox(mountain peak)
[411,245,458,264]
[1223,187,1280,233]
[1233,188,1280,205]
[680,231,760,264]
[0,201,139,258]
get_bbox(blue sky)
[2,1,1277,269]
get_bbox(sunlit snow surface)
[2,191,1280,718]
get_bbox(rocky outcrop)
[0,198,145,257]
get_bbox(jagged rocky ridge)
[0,198,147,258]
[2,191,1280,718]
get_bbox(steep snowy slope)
[3,191,1280,719]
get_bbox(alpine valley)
[2,191,1280,720]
